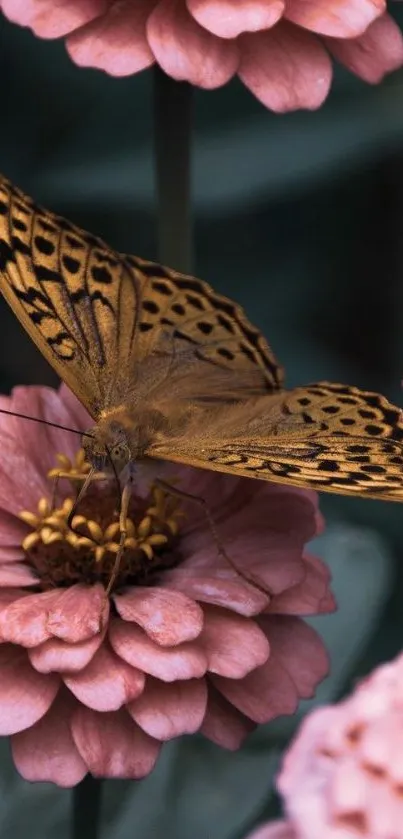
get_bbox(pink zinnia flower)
[0,383,333,787]
[1,1,402,111]
[247,652,403,839]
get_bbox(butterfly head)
[82,422,132,476]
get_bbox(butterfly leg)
[104,472,134,599]
[155,478,272,600]
[50,472,61,512]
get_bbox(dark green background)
[0,10,403,837]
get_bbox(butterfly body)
[0,172,403,503]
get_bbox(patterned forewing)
[0,173,283,420]
[125,254,283,394]
[0,175,139,418]
[149,382,403,501]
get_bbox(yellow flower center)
[19,449,182,592]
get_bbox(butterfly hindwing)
[148,383,403,502]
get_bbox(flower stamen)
[19,448,183,592]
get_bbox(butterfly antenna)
[0,407,94,437]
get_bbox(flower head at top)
[0,383,334,786]
[246,652,403,839]
[1,1,403,111]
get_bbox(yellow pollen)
[137,515,152,538]
[22,532,40,551]
[19,448,183,591]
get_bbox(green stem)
[71,774,102,839]
[153,67,193,272]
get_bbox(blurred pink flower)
[248,652,403,839]
[1,1,402,111]
[0,383,334,787]
[247,822,297,839]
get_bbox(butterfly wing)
[0,174,282,418]
[148,382,403,501]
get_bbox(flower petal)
[109,618,208,681]
[239,21,332,113]
[266,553,336,615]
[7,385,89,473]
[284,0,385,38]
[67,0,155,76]
[128,676,207,739]
[0,435,50,514]
[201,606,270,677]
[259,615,329,698]
[29,631,104,673]
[163,570,269,615]
[201,685,255,749]
[0,563,37,587]
[0,644,59,735]
[187,0,284,39]
[325,13,403,83]
[212,653,299,724]
[0,0,105,38]
[113,586,204,646]
[11,691,87,787]
[0,590,56,647]
[147,0,239,88]
[64,644,145,711]
[46,583,107,641]
[71,706,161,779]
[246,821,297,839]
[0,510,30,548]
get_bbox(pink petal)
[201,685,255,748]
[200,606,270,677]
[113,586,204,646]
[239,21,332,113]
[11,692,87,787]
[147,0,239,88]
[182,480,318,558]
[64,644,145,711]
[212,654,299,724]
[222,545,306,598]
[284,0,385,37]
[163,570,269,615]
[0,644,59,735]
[0,510,30,548]
[128,676,207,739]
[71,706,161,778]
[109,618,208,681]
[67,0,155,77]
[29,631,104,673]
[7,385,87,473]
[0,586,106,647]
[266,554,336,615]
[246,821,297,839]
[259,615,329,698]
[325,13,403,83]
[0,590,56,647]
[46,584,107,641]
[187,0,284,38]
[0,563,37,586]
[1,0,105,38]
[0,435,50,515]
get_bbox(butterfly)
[0,171,402,513]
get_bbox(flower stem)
[71,774,102,839]
[153,67,193,272]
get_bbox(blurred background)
[0,8,403,838]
